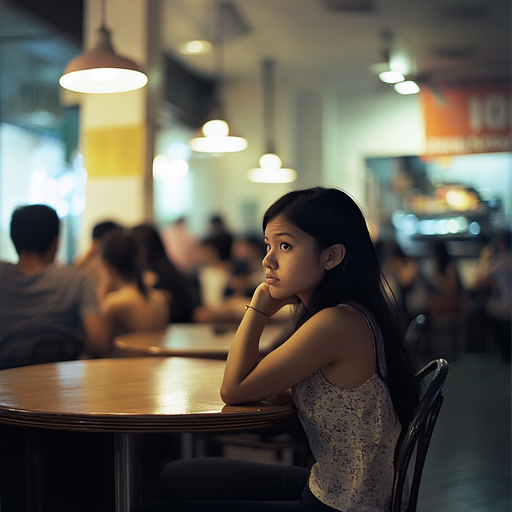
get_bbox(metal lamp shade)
[59,26,148,94]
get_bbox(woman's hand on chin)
[251,282,299,318]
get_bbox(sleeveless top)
[292,303,401,512]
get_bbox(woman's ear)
[323,244,346,270]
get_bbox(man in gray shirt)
[0,204,111,369]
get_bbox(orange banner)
[421,80,511,156]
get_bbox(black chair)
[391,358,449,512]
[406,313,427,350]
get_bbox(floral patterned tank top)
[292,303,401,512]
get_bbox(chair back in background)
[405,314,427,350]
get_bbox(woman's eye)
[280,242,291,250]
[265,244,271,252]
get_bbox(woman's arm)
[221,285,373,404]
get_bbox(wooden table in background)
[114,323,285,359]
[0,357,295,512]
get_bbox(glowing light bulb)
[394,81,420,95]
[378,70,405,84]
[259,153,282,169]
[202,120,229,137]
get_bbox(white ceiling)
[161,0,511,91]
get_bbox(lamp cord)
[263,58,276,155]
[212,1,227,119]
[101,0,107,28]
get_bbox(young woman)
[99,231,169,338]
[139,187,420,512]
[131,224,201,323]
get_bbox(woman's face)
[263,214,328,305]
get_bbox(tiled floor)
[416,352,511,512]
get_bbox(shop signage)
[421,80,511,156]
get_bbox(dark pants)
[137,457,337,512]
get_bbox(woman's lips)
[266,274,279,285]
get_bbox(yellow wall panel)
[84,125,146,177]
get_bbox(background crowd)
[0,205,270,369]
[0,203,510,371]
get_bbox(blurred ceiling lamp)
[179,40,212,55]
[153,154,189,178]
[247,59,296,184]
[189,1,247,154]
[394,80,421,95]
[378,70,404,84]
[59,0,148,94]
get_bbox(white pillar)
[75,0,162,255]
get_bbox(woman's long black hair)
[263,187,420,428]
[131,224,200,323]
[102,230,148,298]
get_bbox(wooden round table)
[114,323,285,359]
[0,357,295,512]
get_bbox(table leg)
[114,432,141,512]
[181,432,194,459]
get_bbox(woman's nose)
[262,251,275,269]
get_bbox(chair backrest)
[390,358,449,512]
[405,314,427,349]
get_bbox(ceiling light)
[394,80,420,95]
[247,59,296,183]
[248,153,296,183]
[179,40,212,55]
[378,70,405,84]
[153,155,190,178]
[189,120,248,153]
[59,0,147,94]
[188,2,247,154]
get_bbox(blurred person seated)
[99,230,169,338]
[160,217,199,276]
[465,243,495,353]
[193,238,233,310]
[75,220,121,290]
[0,205,111,369]
[224,235,267,299]
[192,236,292,325]
[131,224,201,323]
[426,240,462,316]
[471,231,511,364]
[207,214,234,262]
[383,242,427,322]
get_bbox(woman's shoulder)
[305,304,372,340]
[148,287,169,305]
[102,286,146,309]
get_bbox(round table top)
[0,357,295,433]
[114,323,285,359]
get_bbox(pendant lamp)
[59,0,148,94]
[189,1,247,154]
[247,59,296,183]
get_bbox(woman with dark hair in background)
[100,230,169,337]
[131,224,200,323]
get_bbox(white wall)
[324,87,426,205]
[206,80,426,237]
